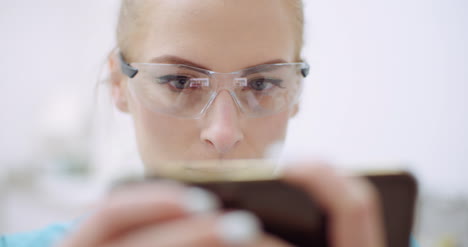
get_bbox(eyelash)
[245,77,284,92]
[156,75,284,92]
[249,77,283,86]
[157,75,198,91]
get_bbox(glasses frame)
[118,52,310,79]
[118,52,310,118]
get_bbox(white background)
[0,0,467,244]
[1,0,466,193]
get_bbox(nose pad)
[202,76,244,116]
[200,90,244,154]
[207,89,240,115]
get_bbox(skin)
[61,0,386,246]
[113,0,297,164]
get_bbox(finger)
[63,182,219,247]
[244,234,295,247]
[105,210,292,247]
[282,163,386,247]
[106,211,290,247]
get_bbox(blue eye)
[248,78,283,91]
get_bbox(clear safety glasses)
[119,53,310,118]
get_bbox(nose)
[200,90,244,154]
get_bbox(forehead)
[131,0,296,72]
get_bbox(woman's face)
[113,0,299,168]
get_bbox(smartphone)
[141,161,417,247]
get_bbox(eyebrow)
[240,62,286,76]
[149,55,288,74]
[150,55,211,71]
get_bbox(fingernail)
[183,187,220,214]
[218,211,261,246]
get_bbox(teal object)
[1,222,74,247]
[411,236,420,247]
[1,222,421,247]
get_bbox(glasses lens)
[127,64,213,117]
[126,63,304,118]
[234,64,303,116]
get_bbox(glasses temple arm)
[119,52,139,78]
[301,63,310,78]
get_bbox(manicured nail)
[183,187,220,214]
[218,211,261,246]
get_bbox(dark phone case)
[149,173,417,247]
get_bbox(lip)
[148,159,279,181]
[184,158,259,168]
[183,165,250,174]
[180,159,280,181]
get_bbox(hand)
[282,163,387,247]
[59,181,293,247]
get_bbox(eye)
[158,75,192,90]
[248,78,283,91]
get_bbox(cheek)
[128,90,292,162]
[245,111,290,152]
[131,102,199,161]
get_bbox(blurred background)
[0,0,467,246]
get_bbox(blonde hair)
[116,0,304,61]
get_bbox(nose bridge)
[206,72,243,113]
[211,71,238,90]
[201,73,244,154]
[209,88,239,116]
[205,73,243,124]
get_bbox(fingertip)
[183,187,220,214]
[218,211,262,246]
